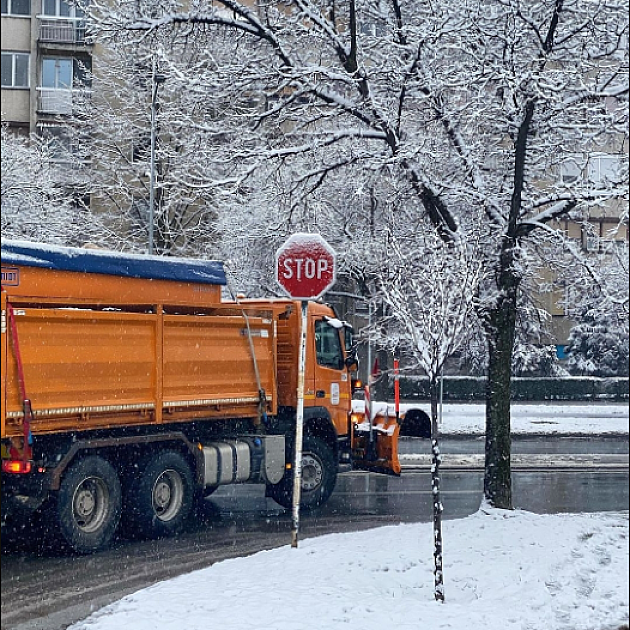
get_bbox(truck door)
[309,314,401,477]
[310,318,351,437]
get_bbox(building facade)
[1,0,92,142]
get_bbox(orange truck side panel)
[1,289,7,441]
[1,252,281,439]
[5,309,157,430]
[162,314,277,412]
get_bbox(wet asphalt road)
[1,437,628,630]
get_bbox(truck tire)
[267,436,337,511]
[55,456,122,554]
[125,451,194,540]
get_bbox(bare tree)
[68,37,220,255]
[376,226,484,602]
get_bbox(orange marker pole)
[394,358,401,424]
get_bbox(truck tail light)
[2,460,33,475]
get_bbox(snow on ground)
[353,401,630,435]
[70,509,629,630]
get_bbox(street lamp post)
[148,57,165,255]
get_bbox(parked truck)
[1,240,400,554]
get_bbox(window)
[42,0,83,18]
[588,155,621,185]
[1,0,30,16]
[315,320,344,370]
[582,223,601,252]
[41,57,91,88]
[38,124,77,160]
[1,52,29,88]
[559,159,582,184]
[42,57,73,89]
[40,1,87,44]
[360,22,386,37]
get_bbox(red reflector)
[2,460,33,475]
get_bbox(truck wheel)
[267,436,337,511]
[125,451,194,540]
[56,456,122,554]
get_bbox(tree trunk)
[484,242,520,510]
[430,379,445,602]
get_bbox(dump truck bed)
[1,240,280,439]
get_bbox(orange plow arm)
[351,414,402,476]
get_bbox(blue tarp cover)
[1,239,227,286]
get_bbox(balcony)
[38,17,88,46]
[37,87,74,115]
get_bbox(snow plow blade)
[352,415,402,476]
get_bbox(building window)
[1,0,30,16]
[42,0,83,18]
[41,56,91,88]
[38,124,76,160]
[559,158,582,184]
[1,52,30,88]
[582,223,601,253]
[42,57,73,88]
[588,155,621,185]
[40,0,87,44]
[360,22,386,37]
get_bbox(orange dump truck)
[1,240,400,553]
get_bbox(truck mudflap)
[351,415,402,476]
[1,467,49,525]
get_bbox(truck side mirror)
[346,355,359,371]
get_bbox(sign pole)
[275,233,337,550]
[291,299,308,548]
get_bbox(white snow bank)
[353,401,630,435]
[71,510,629,630]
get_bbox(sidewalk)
[399,452,630,472]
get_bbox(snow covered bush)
[1,127,103,246]
[566,315,630,378]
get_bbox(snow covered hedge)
[398,377,629,402]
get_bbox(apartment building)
[1,0,91,147]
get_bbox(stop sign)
[276,233,337,300]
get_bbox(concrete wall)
[1,87,30,125]
[0,16,31,51]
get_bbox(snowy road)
[2,462,628,630]
[1,404,628,630]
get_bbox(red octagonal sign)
[276,233,337,300]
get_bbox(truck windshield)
[315,320,345,370]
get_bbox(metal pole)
[291,300,309,548]
[148,56,158,255]
[367,300,374,452]
[439,368,444,428]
